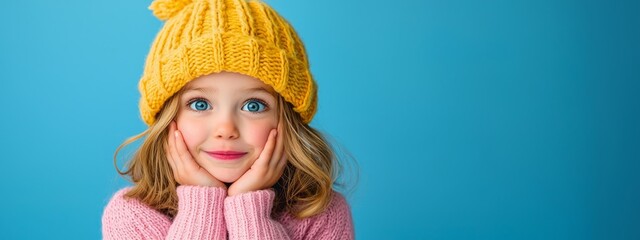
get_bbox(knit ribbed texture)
[102,187,354,239]
[167,186,227,239]
[101,188,171,239]
[224,189,288,239]
[140,0,317,125]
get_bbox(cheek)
[245,121,276,149]
[176,119,204,152]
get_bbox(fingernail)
[174,130,179,138]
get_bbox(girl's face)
[175,71,278,183]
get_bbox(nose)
[213,114,239,140]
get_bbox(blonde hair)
[115,93,338,218]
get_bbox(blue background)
[1,0,638,239]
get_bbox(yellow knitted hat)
[139,0,317,125]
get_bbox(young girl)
[102,0,355,239]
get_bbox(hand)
[227,122,287,196]
[166,121,226,188]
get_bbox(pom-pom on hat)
[139,0,317,125]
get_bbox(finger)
[167,122,182,181]
[271,156,287,184]
[164,141,177,172]
[270,122,285,170]
[276,154,287,171]
[255,129,277,169]
[174,129,200,172]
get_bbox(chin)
[213,172,243,184]
[199,161,247,184]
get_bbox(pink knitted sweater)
[102,186,354,239]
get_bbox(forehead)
[183,71,275,94]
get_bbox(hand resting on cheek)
[165,121,287,196]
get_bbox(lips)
[205,151,247,160]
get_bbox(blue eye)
[242,99,267,113]
[188,99,211,111]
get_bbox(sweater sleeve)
[102,186,227,240]
[102,188,171,239]
[223,189,290,239]
[223,190,355,240]
[296,192,355,240]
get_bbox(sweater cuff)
[224,189,276,235]
[177,185,227,211]
[171,185,227,238]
